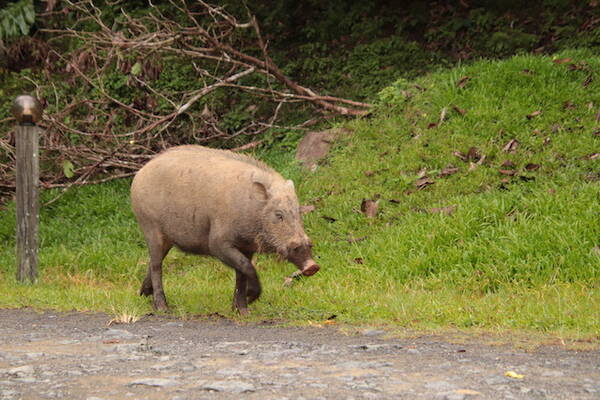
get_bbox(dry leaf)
[563,100,576,110]
[526,110,542,120]
[525,163,540,171]
[453,151,467,161]
[583,75,594,88]
[502,139,519,153]
[505,371,525,379]
[589,153,600,160]
[519,175,535,182]
[427,122,439,129]
[543,137,551,146]
[466,146,482,161]
[300,205,315,215]
[468,154,486,171]
[452,105,467,115]
[353,257,364,264]
[45,0,58,12]
[415,177,435,190]
[440,166,459,177]
[457,76,471,88]
[499,169,517,176]
[364,170,375,177]
[429,205,457,215]
[346,236,367,243]
[501,160,515,168]
[553,58,573,64]
[596,109,600,123]
[439,107,448,122]
[144,96,158,110]
[360,199,379,218]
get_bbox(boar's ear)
[251,173,271,202]
[252,181,269,201]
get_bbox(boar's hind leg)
[140,228,172,312]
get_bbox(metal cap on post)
[13,94,42,283]
[12,95,43,126]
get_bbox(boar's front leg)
[233,270,248,313]
[210,239,261,315]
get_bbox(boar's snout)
[287,241,320,276]
[301,262,320,276]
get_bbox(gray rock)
[128,378,178,387]
[541,370,564,377]
[437,390,482,400]
[180,364,196,373]
[484,376,509,385]
[1,390,18,398]
[349,344,401,352]
[57,340,80,345]
[296,128,352,170]
[216,368,246,377]
[426,381,457,391]
[308,383,328,388]
[440,393,467,400]
[14,377,37,384]
[6,365,35,378]
[105,328,136,339]
[362,329,385,337]
[151,362,176,371]
[200,380,256,393]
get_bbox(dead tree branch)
[0,0,370,202]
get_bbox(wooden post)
[11,95,42,284]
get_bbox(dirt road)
[0,309,598,399]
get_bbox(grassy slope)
[0,50,598,340]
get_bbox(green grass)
[0,50,598,342]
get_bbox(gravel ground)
[0,309,598,400]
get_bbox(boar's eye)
[275,211,284,221]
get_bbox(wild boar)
[130,145,319,315]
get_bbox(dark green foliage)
[0,0,34,41]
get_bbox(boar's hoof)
[237,307,250,316]
[140,279,153,297]
[153,296,169,313]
